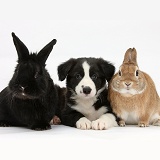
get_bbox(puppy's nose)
[83,86,92,94]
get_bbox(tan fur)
[108,48,160,127]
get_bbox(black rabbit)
[0,33,58,130]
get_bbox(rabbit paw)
[152,119,160,126]
[119,120,126,127]
[50,115,61,125]
[138,122,149,127]
[76,117,91,130]
[0,121,11,127]
[31,123,51,131]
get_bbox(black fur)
[57,57,116,128]
[0,33,58,130]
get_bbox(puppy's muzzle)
[83,86,92,95]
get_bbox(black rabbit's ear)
[98,58,115,82]
[12,32,29,62]
[58,58,76,81]
[37,39,57,65]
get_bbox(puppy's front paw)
[92,119,107,130]
[92,114,118,130]
[76,117,91,130]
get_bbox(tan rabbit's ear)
[123,48,138,65]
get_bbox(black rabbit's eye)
[136,70,139,76]
[119,70,122,76]
[91,74,97,80]
[76,74,82,79]
[34,72,39,79]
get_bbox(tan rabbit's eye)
[118,70,122,76]
[136,70,139,76]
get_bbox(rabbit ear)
[37,39,57,65]
[58,58,76,81]
[123,48,138,65]
[12,32,29,62]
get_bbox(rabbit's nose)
[125,82,131,87]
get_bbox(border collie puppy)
[57,57,118,130]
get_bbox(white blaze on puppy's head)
[75,61,96,98]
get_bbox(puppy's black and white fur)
[57,57,118,130]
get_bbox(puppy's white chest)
[71,99,107,121]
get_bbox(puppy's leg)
[76,117,92,130]
[91,113,118,130]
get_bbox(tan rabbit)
[108,48,160,127]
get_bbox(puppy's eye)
[34,72,39,79]
[75,74,82,79]
[136,70,139,76]
[91,74,97,80]
[118,70,122,76]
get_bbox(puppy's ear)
[98,58,115,82]
[58,58,76,81]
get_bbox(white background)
[0,1,160,160]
